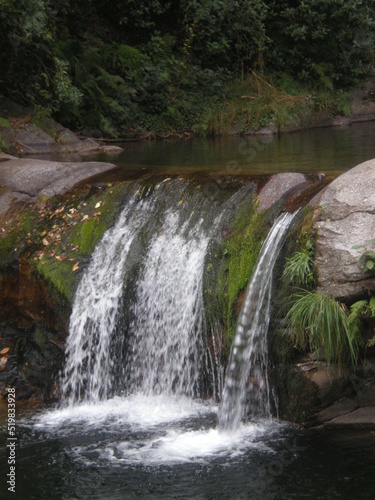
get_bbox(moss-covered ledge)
[0,180,127,401]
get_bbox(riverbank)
[1,77,375,151]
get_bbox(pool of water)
[106,121,375,177]
[1,398,375,499]
[37,121,375,180]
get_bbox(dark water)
[107,121,375,177]
[1,400,375,499]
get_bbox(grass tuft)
[285,290,361,368]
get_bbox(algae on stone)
[203,197,270,361]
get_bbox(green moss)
[0,212,39,267]
[36,258,74,301]
[35,182,126,302]
[0,117,11,128]
[204,198,270,361]
[77,219,107,255]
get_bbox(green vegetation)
[358,250,375,272]
[280,207,375,370]
[0,212,40,266]
[0,182,126,301]
[285,290,361,368]
[349,297,375,349]
[0,1,374,136]
[35,182,125,301]
[0,116,10,151]
[282,239,315,287]
[204,198,269,358]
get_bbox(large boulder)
[0,157,118,214]
[313,158,375,300]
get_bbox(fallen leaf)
[81,214,89,222]
[42,239,49,246]
[0,347,10,355]
[72,262,79,272]
[95,201,102,208]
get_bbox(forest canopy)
[0,0,374,136]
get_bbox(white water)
[61,183,223,405]
[218,212,297,431]
[61,191,158,404]
[126,210,213,396]
[33,395,277,465]
[57,185,294,464]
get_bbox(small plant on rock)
[286,290,360,368]
[282,239,315,287]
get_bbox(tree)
[265,0,375,87]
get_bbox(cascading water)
[61,191,158,404]
[33,179,300,472]
[218,212,297,432]
[60,179,242,406]
[61,175,296,442]
[125,210,212,397]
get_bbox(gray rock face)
[0,122,122,156]
[0,158,117,207]
[257,172,307,211]
[314,158,375,299]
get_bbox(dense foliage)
[0,0,374,136]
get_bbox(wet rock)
[0,123,56,155]
[257,173,308,211]
[331,116,352,127]
[325,406,375,427]
[269,363,320,422]
[313,397,359,424]
[0,259,60,330]
[0,320,66,402]
[313,158,375,300]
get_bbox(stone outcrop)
[257,173,311,211]
[313,158,375,300]
[0,111,123,156]
[0,157,117,213]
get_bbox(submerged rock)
[313,158,375,300]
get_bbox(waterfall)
[125,210,214,397]
[60,174,296,432]
[61,190,157,404]
[218,212,297,432]
[60,179,241,406]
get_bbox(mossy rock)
[203,197,271,362]
[33,181,127,302]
